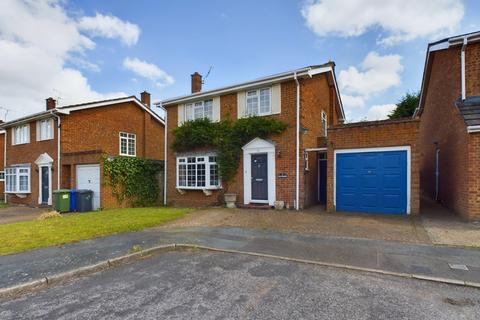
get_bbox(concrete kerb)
[1,243,479,300]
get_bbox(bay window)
[5,167,31,193]
[177,155,220,189]
[246,87,271,116]
[185,99,213,121]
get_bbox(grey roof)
[456,96,480,127]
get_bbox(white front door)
[76,164,101,210]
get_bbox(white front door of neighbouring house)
[76,164,101,210]
[35,153,53,205]
[242,138,276,206]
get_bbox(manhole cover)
[448,263,469,271]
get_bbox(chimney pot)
[46,97,56,110]
[140,91,151,108]
[191,72,202,93]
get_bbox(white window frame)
[119,132,136,156]
[12,124,30,145]
[321,111,328,137]
[184,99,213,121]
[5,166,31,194]
[37,119,54,141]
[176,154,221,190]
[245,87,272,117]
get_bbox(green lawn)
[0,207,192,256]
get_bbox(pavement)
[1,250,479,319]
[1,226,480,290]
[0,206,46,224]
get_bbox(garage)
[334,147,410,215]
[76,164,101,210]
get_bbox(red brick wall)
[466,42,480,97]
[418,46,475,218]
[5,118,59,205]
[327,119,420,215]
[61,102,164,209]
[165,74,341,209]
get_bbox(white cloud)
[302,0,464,45]
[341,94,365,109]
[339,52,403,98]
[123,57,175,87]
[78,13,140,46]
[0,0,144,120]
[366,104,396,120]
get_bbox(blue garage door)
[336,150,408,214]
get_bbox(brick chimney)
[46,97,56,110]
[140,91,151,108]
[191,72,202,93]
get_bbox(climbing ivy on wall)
[172,117,287,189]
[103,156,163,207]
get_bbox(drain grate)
[448,263,469,271]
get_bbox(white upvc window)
[185,99,213,121]
[246,87,271,116]
[176,155,220,189]
[12,124,30,145]
[119,132,136,156]
[37,119,54,141]
[5,167,31,193]
[321,111,327,137]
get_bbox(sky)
[1,0,479,122]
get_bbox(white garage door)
[76,164,101,210]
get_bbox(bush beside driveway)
[0,207,191,256]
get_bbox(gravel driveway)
[1,251,479,319]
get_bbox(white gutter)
[461,36,468,100]
[50,110,61,190]
[163,107,168,206]
[294,72,300,211]
[467,125,480,133]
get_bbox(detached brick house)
[417,31,480,220]
[159,65,420,214]
[0,92,164,209]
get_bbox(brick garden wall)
[327,119,420,215]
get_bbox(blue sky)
[1,0,480,121]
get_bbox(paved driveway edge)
[1,243,479,300]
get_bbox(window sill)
[119,154,136,157]
[37,138,54,142]
[12,142,30,146]
[176,186,222,191]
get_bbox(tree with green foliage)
[388,91,420,119]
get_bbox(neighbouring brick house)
[416,31,480,220]
[158,65,421,215]
[0,92,164,209]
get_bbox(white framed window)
[0,171,4,181]
[12,124,30,145]
[246,87,271,116]
[5,167,31,193]
[321,111,327,137]
[37,119,54,141]
[176,155,220,189]
[185,99,213,121]
[119,132,136,156]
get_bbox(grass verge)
[0,207,191,256]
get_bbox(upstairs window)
[321,111,327,137]
[119,132,136,156]
[5,167,30,193]
[185,99,213,121]
[177,155,220,189]
[246,87,271,116]
[37,119,54,141]
[12,124,30,145]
